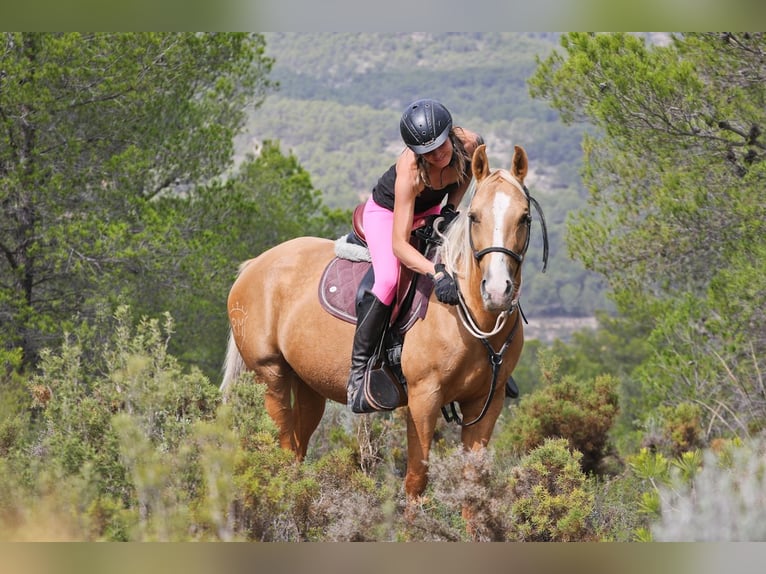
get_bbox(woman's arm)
[391,151,438,276]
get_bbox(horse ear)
[510,145,528,183]
[472,144,490,182]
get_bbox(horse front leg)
[457,394,506,540]
[458,395,505,452]
[403,389,441,505]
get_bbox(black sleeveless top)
[371,161,471,213]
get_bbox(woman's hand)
[430,263,459,305]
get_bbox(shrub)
[426,439,597,542]
[659,402,704,457]
[304,447,394,541]
[508,438,596,541]
[427,447,511,541]
[0,307,228,540]
[588,471,651,541]
[625,445,706,541]
[497,353,620,473]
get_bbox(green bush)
[508,438,596,541]
[425,440,598,542]
[7,304,729,542]
[625,445,706,541]
[497,353,620,474]
[659,402,704,457]
[0,307,228,540]
[426,447,512,541]
[588,471,651,541]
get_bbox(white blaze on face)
[483,191,513,304]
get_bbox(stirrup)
[351,365,406,413]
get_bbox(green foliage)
[0,307,226,540]
[497,350,620,474]
[0,349,29,459]
[659,403,704,457]
[142,140,350,380]
[625,445,706,541]
[507,438,595,541]
[231,413,395,541]
[426,441,600,542]
[0,32,274,370]
[636,283,766,441]
[530,32,766,444]
[0,304,749,542]
[425,447,510,541]
[628,448,671,486]
[588,471,650,541]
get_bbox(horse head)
[462,144,531,313]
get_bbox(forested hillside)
[237,32,609,319]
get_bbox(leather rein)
[441,177,548,427]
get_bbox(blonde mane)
[437,181,474,278]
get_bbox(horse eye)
[468,213,478,224]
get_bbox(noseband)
[469,217,529,265]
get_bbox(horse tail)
[220,328,246,395]
[220,258,255,396]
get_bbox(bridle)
[455,173,548,340]
[441,172,549,427]
[468,171,548,273]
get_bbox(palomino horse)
[221,144,543,502]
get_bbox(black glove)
[437,203,459,231]
[430,263,459,305]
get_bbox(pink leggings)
[363,197,442,305]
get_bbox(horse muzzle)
[480,275,516,312]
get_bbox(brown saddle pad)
[318,257,431,333]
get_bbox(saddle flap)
[318,257,370,324]
[318,256,433,333]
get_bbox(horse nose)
[481,277,513,304]
[481,277,513,292]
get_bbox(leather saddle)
[318,203,439,365]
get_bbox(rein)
[456,286,510,338]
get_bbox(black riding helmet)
[400,99,453,155]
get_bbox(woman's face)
[422,137,453,169]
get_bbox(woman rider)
[347,98,483,413]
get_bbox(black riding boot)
[347,291,402,413]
